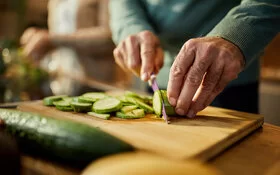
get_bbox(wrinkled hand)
[167,37,245,118]
[113,30,164,81]
[20,27,54,61]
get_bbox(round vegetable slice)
[87,112,110,120]
[116,109,145,119]
[71,102,92,113]
[78,96,96,103]
[82,92,106,101]
[43,95,67,106]
[153,90,176,116]
[120,105,138,113]
[53,100,73,111]
[93,97,122,113]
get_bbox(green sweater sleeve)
[109,0,155,44]
[207,0,280,66]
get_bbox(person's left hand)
[20,27,54,61]
[167,37,245,118]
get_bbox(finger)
[187,61,224,117]
[139,41,156,81]
[175,53,212,116]
[113,48,127,72]
[204,70,235,107]
[125,36,141,76]
[167,41,195,107]
[154,47,164,75]
[20,27,38,45]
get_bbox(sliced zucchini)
[82,92,106,101]
[120,105,138,113]
[116,109,145,119]
[87,112,110,120]
[134,99,154,113]
[70,102,92,113]
[53,100,73,111]
[93,97,122,113]
[153,90,162,116]
[160,90,176,116]
[153,90,176,116]
[78,96,97,103]
[43,95,67,106]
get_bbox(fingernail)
[169,97,176,106]
[141,73,148,81]
[176,108,185,116]
[187,110,196,118]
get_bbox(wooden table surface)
[20,123,280,175]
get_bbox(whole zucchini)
[0,109,134,164]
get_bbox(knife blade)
[148,74,170,124]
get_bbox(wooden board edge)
[191,116,264,162]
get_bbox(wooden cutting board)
[18,100,263,162]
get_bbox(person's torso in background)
[44,0,122,95]
[45,0,83,95]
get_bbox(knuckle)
[126,35,137,43]
[185,39,196,47]
[170,64,185,78]
[195,60,208,74]
[139,30,152,38]
[185,73,201,87]
[128,61,138,69]
[141,49,155,58]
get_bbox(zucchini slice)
[70,102,92,113]
[93,97,122,113]
[87,112,110,120]
[153,90,176,116]
[120,105,138,113]
[116,109,145,119]
[53,100,73,111]
[78,96,96,103]
[82,92,106,101]
[43,95,67,106]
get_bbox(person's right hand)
[113,30,164,81]
[20,27,54,61]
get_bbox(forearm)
[49,27,112,54]
[207,0,280,67]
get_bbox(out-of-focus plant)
[0,39,50,102]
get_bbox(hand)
[20,27,54,61]
[113,30,164,81]
[167,37,245,118]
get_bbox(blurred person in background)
[110,0,280,116]
[21,0,126,95]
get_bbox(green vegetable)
[70,102,92,113]
[0,109,134,164]
[53,100,73,111]
[43,95,67,106]
[120,105,138,113]
[82,92,106,101]
[134,98,154,113]
[153,90,176,116]
[93,97,122,113]
[78,96,96,103]
[116,109,145,119]
[87,112,110,120]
